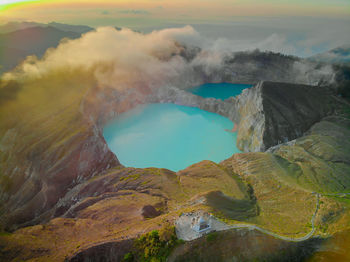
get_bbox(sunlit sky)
[0,0,350,56]
[1,0,350,26]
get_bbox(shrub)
[131,225,182,262]
[123,252,134,262]
[206,231,219,242]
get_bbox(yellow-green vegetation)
[205,231,219,242]
[0,160,250,261]
[314,194,350,236]
[124,225,183,262]
[0,173,13,193]
[2,136,349,261]
[272,117,350,194]
[222,153,318,237]
[0,69,93,135]
[204,190,258,221]
[0,231,11,237]
[178,160,247,200]
[144,168,163,176]
[218,116,350,238]
[120,173,141,181]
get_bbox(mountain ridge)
[0,23,94,74]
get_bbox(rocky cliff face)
[234,81,344,152]
[148,80,344,153]
[234,84,265,152]
[147,86,237,121]
[190,50,338,88]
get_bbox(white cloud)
[2,24,338,93]
[3,26,197,90]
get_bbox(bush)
[206,232,219,242]
[159,225,175,242]
[123,252,134,262]
[131,225,182,262]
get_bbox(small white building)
[191,216,211,233]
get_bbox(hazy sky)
[1,0,350,56]
[1,0,350,24]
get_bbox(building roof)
[199,216,206,224]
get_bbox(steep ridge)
[0,21,93,34]
[0,46,350,260]
[1,75,348,231]
[0,72,119,231]
[0,26,92,74]
[191,50,338,87]
[310,44,350,64]
[223,117,350,194]
[0,116,349,261]
[235,81,344,152]
[0,161,252,261]
[270,116,350,193]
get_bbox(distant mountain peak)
[310,44,350,64]
[0,21,94,34]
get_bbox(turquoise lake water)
[189,83,253,100]
[103,103,240,171]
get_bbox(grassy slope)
[0,162,250,261]
[1,114,350,261]
[0,69,93,175]
[0,69,117,229]
[169,229,323,262]
[0,73,349,261]
[273,117,350,193]
[307,229,350,262]
[222,153,317,237]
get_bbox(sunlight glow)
[0,0,41,11]
[0,0,40,5]
[0,0,349,22]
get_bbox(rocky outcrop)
[141,205,161,219]
[234,81,344,152]
[235,84,264,152]
[190,50,338,88]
